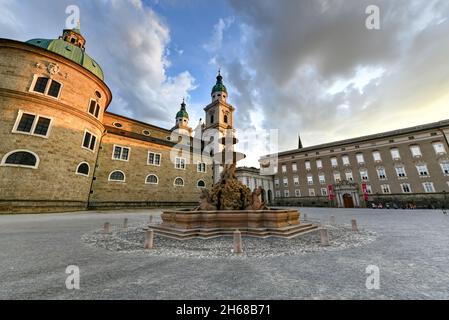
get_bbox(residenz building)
[260,121,449,209]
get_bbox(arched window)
[145,174,158,185]
[1,150,39,169]
[76,162,90,176]
[174,177,184,187]
[210,115,214,123]
[224,115,228,123]
[109,170,125,182]
[197,180,206,188]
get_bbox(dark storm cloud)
[222,0,449,152]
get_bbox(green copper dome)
[26,27,104,81]
[211,71,227,95]
[176,100,189,119]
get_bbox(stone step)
[146,223,319,240]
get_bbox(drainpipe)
[87,129,107,209]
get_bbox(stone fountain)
[148,131,318,240]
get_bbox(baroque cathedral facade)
[0,26,237,214]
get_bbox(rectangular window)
[395,166,407,178]
[372,151,382,162]
[82,131,97,151]
[293,176,299,185]
[381,184,391,194]
[330,157,338,167]
[390,148,401,160]
[33,117,51,136]
[284,190,289,197]
[16,113,36,133]
[333,172,341,183]
[274,178,280,188]
[321,188,328,196]
[345,171,353,181]
[377,167,387,180]
[309,188,316,196]
[410,145,422,157]
[416,164,429,176]
[365,185,373,194]
[356,153,365,164]
[32,76,62,98]
[47,81,62,98]
[275,190,281,197]
[292,163,297,172]
[197,162,206,173]
[282,165,287,173]
[305,161,311,170]
[433,142,446,155]
[342,155,350,166]
[175,157,186,170]
[13,111,52,138]
[33,77,49,93]
[401,183,412,193]
[283,177,288,187]
[88,100,101,118]
[319,174,326,184]
[148,152,161,166]
[360,169,369,181]
[112,145,130,161]
[316,159,323,169]
[307,175,314,185]
[295,189,301,197]
[440,162,449,174]
[423,182,435,193]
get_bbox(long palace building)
[0,25,246,214]
[260,120,449,209]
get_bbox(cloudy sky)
[1,0,449,167]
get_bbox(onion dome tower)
[172,98,192,135]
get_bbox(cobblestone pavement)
[0,207,448,299]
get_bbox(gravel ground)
[82,224,377,258]
[0,207,449,299]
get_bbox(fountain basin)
[148,208,319,240]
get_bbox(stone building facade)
[260,121,449,209]
[0,27,221,214]
[235,166,274,204]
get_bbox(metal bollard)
[149,215,153,224]
[233,230,243,254]
[123,218,128,228]
[330,215,336,225]
[351,219,358,232]
[103,222,110,234]
[320,228,330,246]
[303,213,307,221]
[144,229,154,249]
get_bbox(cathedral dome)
[211,71,227,95]
[26,26,104,81]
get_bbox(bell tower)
[204,71,236,182]
[204,70,235,133]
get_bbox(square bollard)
[123,218,128,228]
[330,215,336,225]
[233,230,243,254]
[103,222,110,234]
[351,219,358,232]
[320,228,330,246]
[144,229,154,249]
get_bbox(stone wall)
[89,132,214,208]
[0,40,110,214]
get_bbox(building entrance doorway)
[343,193,354,208]
[267,190,272,204]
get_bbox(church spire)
[298,133,303,149]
